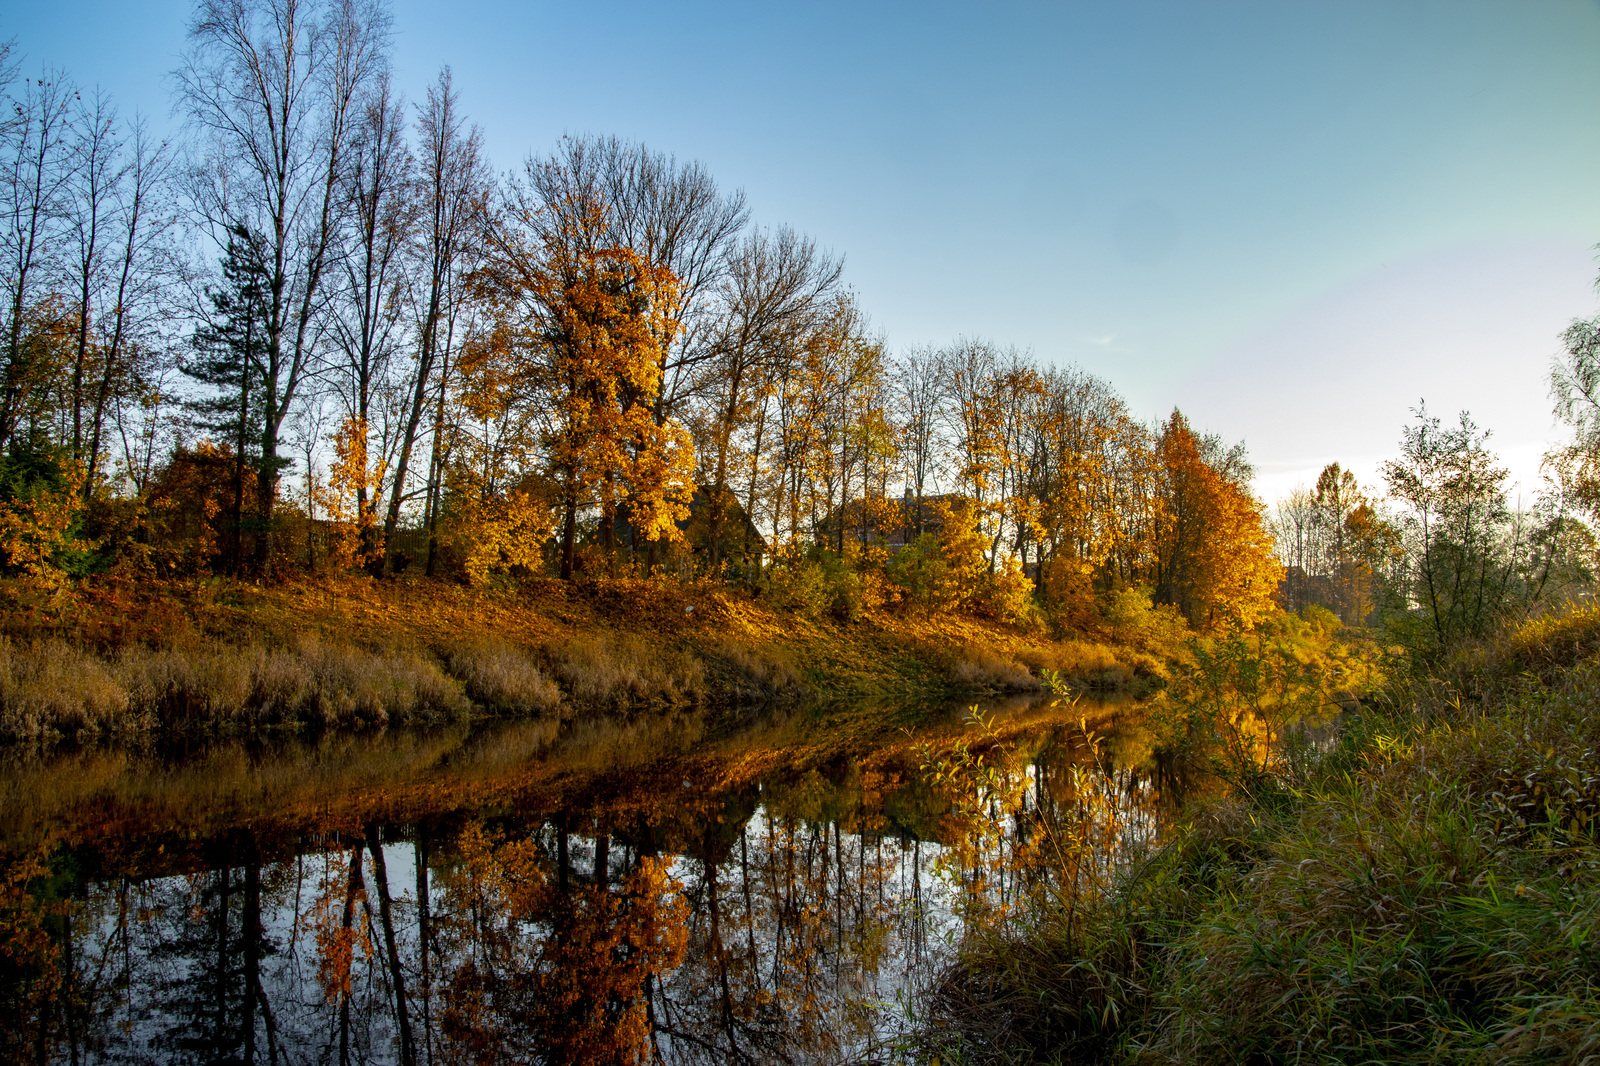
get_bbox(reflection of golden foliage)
[920,699,1156,942]
[0,846,62,1062]
[301,848,373,1003]
[533,857,688,1065]
[440,822,688,1066]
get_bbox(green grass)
[916,612,1600,1065]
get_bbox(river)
[0,690,1172,1064]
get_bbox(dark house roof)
[616,484,767,560]
[819,492,965,548]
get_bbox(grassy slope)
[0,572,1159,740]
[931,608,1600,1065]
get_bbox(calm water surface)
[1,693,1171,1064]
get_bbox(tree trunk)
[560,479,579,581]
[366,825,415,1066]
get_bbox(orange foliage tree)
[1153,411,1282,630]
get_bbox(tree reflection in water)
[0,709,1170,1064]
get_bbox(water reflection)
[1,697,1172,1064]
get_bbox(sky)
[7,0,1600,504]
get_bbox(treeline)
[1269,399,1600,658]
[0,0,1285,635]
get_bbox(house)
[616,484,767,567]
[678,485,767,566]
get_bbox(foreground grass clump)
[923,613,1600,1065]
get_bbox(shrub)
[1101,585,1190,653]
[0,446,91,585]
[1041,555,1097,632]
[887,533,950,607]
[970,556,1036,624]
[764,553,831,619]
[888,503,1011,618]
[765,547,872,622]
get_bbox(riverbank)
[923,607,1600,1064]
[0,572,1167,742]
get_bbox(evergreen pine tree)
[185,225,269,576]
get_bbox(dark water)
[0,694,1169,1064]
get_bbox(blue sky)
[8,0,1600,501]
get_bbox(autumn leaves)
[466,194,694,582]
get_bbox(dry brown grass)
[945,642,1040,691]
[1,572,1196,738]
[0,637,472,740]
[440,638,562,715]
[0,639,134,738]
[1016,638,1162,691]
[546,632,708,708]
[289,640,470,726]
[702,638,805,701]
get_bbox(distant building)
[616,484,767,567]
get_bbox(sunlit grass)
[0,636,473,740]
[914,607,1600,1065]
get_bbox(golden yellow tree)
[312,415,386,571]
[477,196,694,580]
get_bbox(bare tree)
[0,63,76,450]
[326,71,412,559]
[87,117,182,495]
[1270,484,1321,612]
[895,346,945,537]
[176,0,391,573]
[701,226,841,570]
[66,88,123,463]
[381,66,488,576]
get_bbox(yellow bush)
[0,455,87,586]
[442,482,553,586]
[1102,585,1191,654]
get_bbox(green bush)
[887,532,949,606]
[765,547,868,622]
[1101,585,1190,653]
